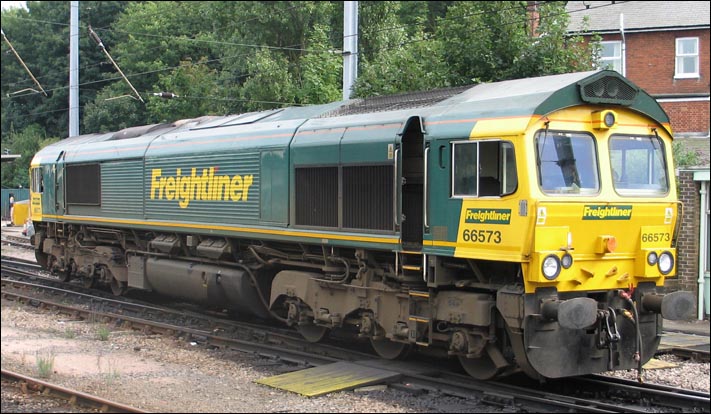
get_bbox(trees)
[1,125,59,188]
[1,1,599,188]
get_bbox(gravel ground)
[1,242,505,413]
[601,354,709,392]
[1,241,709,413]
[0,298,504,413]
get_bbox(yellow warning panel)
[256,361,402,397]
[643,358,678,370]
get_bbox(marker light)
[542,255,561,280]
[592,110,617,130]
[647,251,658,266]
[561,253,573,269]
[604,111,616,127]
[658,251,674,275]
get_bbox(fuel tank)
[144,258,271,319]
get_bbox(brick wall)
[661,101,711,133]
[613,29,710,95]
[669,171,700,295]
[589,28,710,136]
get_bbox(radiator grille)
[343,165,393,231]
[295,167,338,227]
[320,85,471,117]
[66,164,100,205]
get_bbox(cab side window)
[31,168,43,193]
[451,140,517,198]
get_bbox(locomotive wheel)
[370,338,411,360]
[82,276,96,289]
[110,277,127,296]
[35,250,49,270]
[297,324,329,343]
[458,354,499,380]
[49,255,71,282]
[58,268,71,283]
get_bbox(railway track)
[1,234,33,250]
[1,369,147,413]
[2,257,709,412]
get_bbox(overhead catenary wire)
[88,25,144,103]
[1,28,48,97]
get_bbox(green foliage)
[354,2,449,96]
[1,2,132,140]
[82,84,146,133]
[35,350,56,379]
[672,141,700,168]
[149,58,228,121]
[1,125,59,188]
[297,24,342,104]
[240,49,296,111]
[96,325,111,341]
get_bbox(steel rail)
[2,369,149,413]
[3,258,708,413]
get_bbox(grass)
[96,353,121,385]
[96,325,111,341]
[63,327,77,339]
[35,350,56,379]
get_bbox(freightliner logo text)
[582,205,632,220]
[150,167,254,208]
[465,208,512,224]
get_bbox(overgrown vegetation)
[35,350,56,378]
[95,325,111,341]
[672,140,700,168]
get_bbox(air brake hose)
[233,262,289,324]
[620,290,644,382]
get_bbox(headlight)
[647,251,658,266]
[561,253,573,269]
[542,255,561,280]
[658,251,674,275]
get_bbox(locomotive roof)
[34,70,669,164]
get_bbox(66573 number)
[462,229,502,244]
[641,232,670,243]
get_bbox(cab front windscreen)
[535,130,600,195]
[609,134,669,196]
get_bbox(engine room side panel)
[144,152,261,224]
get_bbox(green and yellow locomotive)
[29,70,694,380]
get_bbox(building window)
[598,41,622,74]
[675,37,699,78]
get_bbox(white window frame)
[598,41,622,74]
[675,37,699,79]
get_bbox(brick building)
[567,1,710,319]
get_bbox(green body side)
[32,70,669,253]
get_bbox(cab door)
[54,151,66,216]
[399,116,425,249]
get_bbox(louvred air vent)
[578,72,638,106]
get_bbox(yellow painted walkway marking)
[256,361,401,397]
[643,358,677,370]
